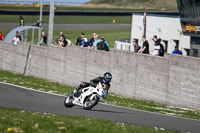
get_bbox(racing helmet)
[103,72,112,83]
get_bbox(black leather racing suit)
[76,77,110,97]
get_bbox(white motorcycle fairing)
[64,82,105,110]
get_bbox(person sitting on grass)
[39,32,47,46]
[55,32,66,45]
[11,33,21,45]
[76,32,85,46]
[58,36,68,47]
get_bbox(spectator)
[132,40,141,52]
[55,31,66,45]
[89,33,96,46]
[0,30,4,41]
[39,32,47,46]
[16,31,22,41]
[76,32,85,46]
[152,35,160,56]
[11,33,21,45]
[172,46,182,55]
[58,36,68,47]
[97,37,109,51]
[104,39,109,47]
[158,38,165,57]
[80,34,89,47]
[91,34,100,50]
[138,36,149,54]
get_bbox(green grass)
[0,15,131,24]
[0,107,179,133]
[0,69,200,120]
[2,29,131,48]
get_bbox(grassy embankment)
[0,15,131,24]
[0,0,178,11]
[88,0,178,11]
[0,70,200,120]
[0,107,179,133]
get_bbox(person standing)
[158,38,164,57]
[138,36,149,54]
[0,30,4,41]
[132,40,141,52]
[152,35,160,56]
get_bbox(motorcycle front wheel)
[64,97,74,108]
[83,95,99,110]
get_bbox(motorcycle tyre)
[83,95,99,110]
[64,97,74,108]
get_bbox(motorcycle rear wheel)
[64,97,74,108]
[83,95,99,110]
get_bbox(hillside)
[87,0,178,11]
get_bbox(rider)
[70,72,112,98]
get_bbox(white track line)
[0,81,200,122]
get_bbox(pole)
[23,45,31,75]
[32,28,35,43]
[48,0,55,45]
[143,8,147,38]
[38,0,43,45]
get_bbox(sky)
[0,0,91,5]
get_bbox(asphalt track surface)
[0,23,131,30]
[0,82,200,133]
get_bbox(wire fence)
[0,0,86,6]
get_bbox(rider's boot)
[69,90,77,98]
[69,89,79,98]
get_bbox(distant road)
[0,82,200,133]
[0,23,131,30]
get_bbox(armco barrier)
[0,42,199,110]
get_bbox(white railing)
[114,38,131,51]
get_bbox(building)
[177,0,200,57]
[115,13,191,56]
[130,13,190,55]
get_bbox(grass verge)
[0,15,131,24]
[0,70,200,120]
[0,107,179,133]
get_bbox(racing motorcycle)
[64,82,105,110]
